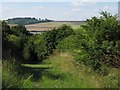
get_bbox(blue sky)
[0,1,119,20]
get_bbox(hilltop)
[6,17,54,25]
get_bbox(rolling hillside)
[25,21,85,31]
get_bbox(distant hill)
[6,17,54,25]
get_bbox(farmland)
[25,21,85,31]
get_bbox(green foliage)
[2,60,24,88]
[2,13,119,88]
[2,21,11,37]
[81,11,120,68]
[71,11,120,69]
[23,34,47,63]
[22,24,74,63]
[11,25,29,36]
[57,35,80,52]
[7,17,53,25]
[45,24,74,53]
[2,59,35,88]
[2,23,29,58]
[2,20,74,64]
[2,21,12,50]
[2,21,28,60]
[7,35,21,49]
[57,11,120,71]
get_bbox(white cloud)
[71,2,83,7]
[71,1,97,7]
[70,1,97,12]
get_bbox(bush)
[23,34,47,63]
[11,25,29,36]
[57,35,80,52]
[45,24,74,53]
[2,22,29,60]
[81,11,120,68]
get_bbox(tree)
[81,11,120,68]
[11,25,29,36]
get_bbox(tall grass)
[2,58,34,88]
[2,59,24,88]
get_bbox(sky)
[0,0,119,21]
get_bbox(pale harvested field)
[25,21,85,31]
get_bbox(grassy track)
[38,52,101,88]
[22,51,119,88]
[3,52,119,88]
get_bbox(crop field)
[25,21,85,31]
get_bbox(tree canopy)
[6,17,54,25]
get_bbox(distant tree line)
[6,17,54,25]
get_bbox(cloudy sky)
[0,0,119,21]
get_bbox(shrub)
[11,25,29,36]
[78,11,120,69]
[23,34,47,63]
[45,24,74,53]
[2,21,28,60]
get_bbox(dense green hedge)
[2,22,74,63]
[2,21,27,59]
[45,24,74,53]
[23,24,74,63]
[57,11,120,70]
[81,11,120,69]
[23,34,47,63]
